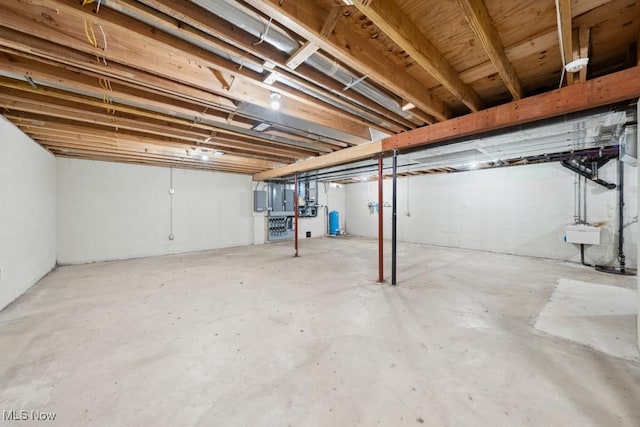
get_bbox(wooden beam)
[384,66,640,151]
[255,66,640,179]
[455,0,523,100]
[572,0,614,17]
[134,0,415,131]
[244,0,450,121]
[19,125,279,170]
[320,6,343,39]
[579,26,591,82]
[30,134,287,169]
[0,50,344,152]
[0,26,237,111]
[89,0,381,137]
[2,0,373,141]
[253,141,382,181]
[47,147,263,173]
[352,0,483,112]
[0,75,330,156]
[458,30,557,86]
[4,102,313,159]
[637,31,640,66]
[568,28,581,84]
[286,41,318,70]
[558,0,574,85]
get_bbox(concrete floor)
[0,237,639,426]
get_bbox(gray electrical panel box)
[254,190,267,212]
[283,189,294,212]
[269,182,295,213]
[267,215,295,241]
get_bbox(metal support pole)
[391,150,398,286]
[294,174,299,257]
[618,158,625,271]
[378,157,384,282]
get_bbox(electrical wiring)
[98,25,107,51]
[83,19,98,48]
[554,0,566,88]
[252,16,273,46]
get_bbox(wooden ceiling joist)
[0,51,342,155]
[50,148,263,174]
[244,0,450,122]
[100,0,399,137]
[0,76,334,158]
[26,128,279,171]
[457,30,557,87]
[1,0,375,141]
[134,0,418,131]
[578,25,591,83]
[455,0,523,100]
[16,122,304,164]
[557,0,574,85]
[254,141,383,181]
[352,0,484,112]
[0,0,637,175]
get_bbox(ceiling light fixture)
[201,154,209,161]
[213,150,224,157]
[564,57,589,73]
[270,92,281,110]
[253,122,270,132]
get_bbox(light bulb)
[270,92,282,110]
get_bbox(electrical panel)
[269,181,295,213]
[284,189,294,212]
[253,190,267,212]
[268,215,295,241]
[297,177,318,217]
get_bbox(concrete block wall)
[0,117,57,310]
[345,161,638,268]
[56,158,254,264]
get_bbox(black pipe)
[617,159,626,271]
[580,244,592,266]
[560,160,616,189]
[392,150,398,286]
[595,157,634,275]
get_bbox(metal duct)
[192,0,409,120]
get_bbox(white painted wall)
[0,117,56,310]
[296,183,346,240]
[57,158,253,264]
[346,161,638,268]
